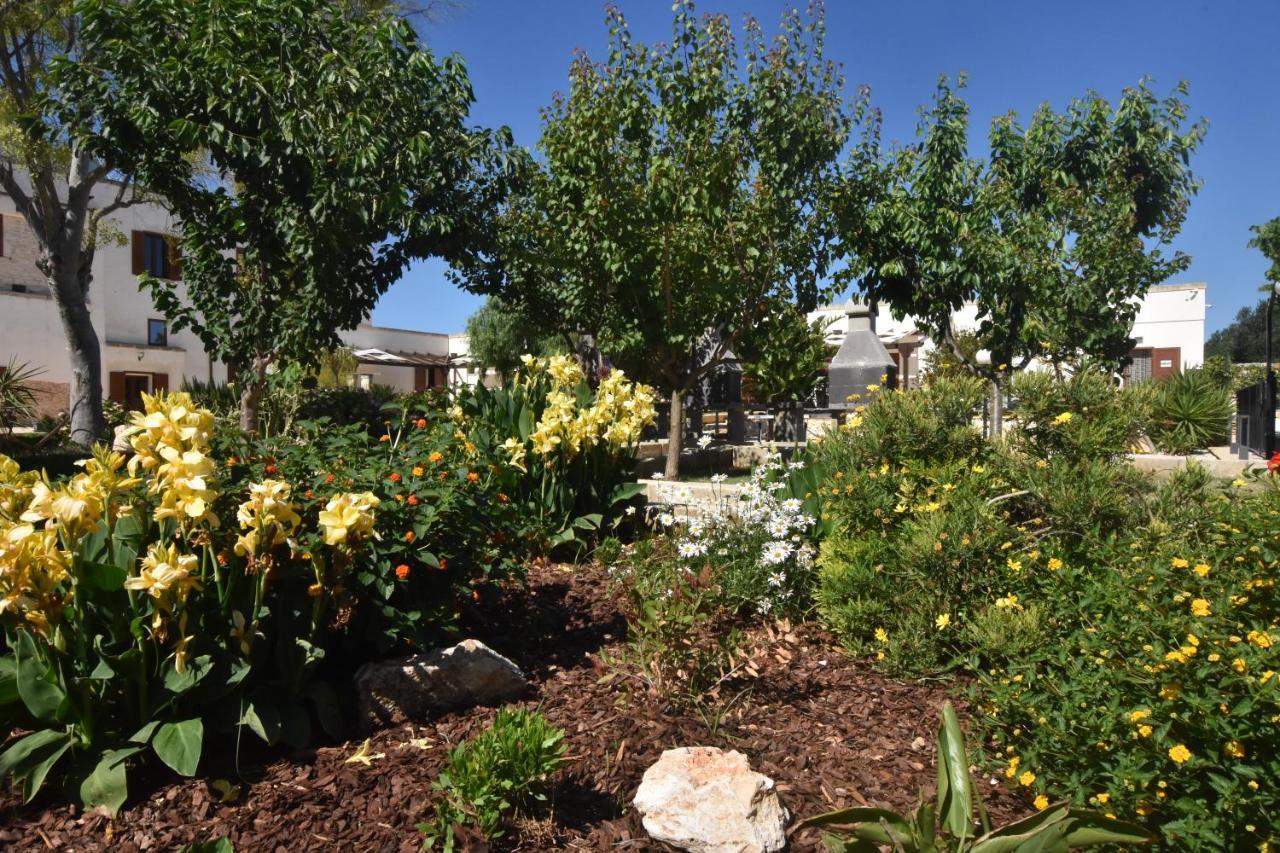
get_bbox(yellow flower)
[1128,709,1151,723]
[1006,558,1022,572]
[1159,684,1181,700]
[1190,598,1211,617]
[1019,770,1036,786]
[995,594,1019,609]
[1138,725,1153,738]
[1247,630,1273,649]
[1232,657,1247,673]
[1033,794,1049,811]
[1051,411,1073,426]
[1224,740,1246,759]
[1095,792,1110,804]
[411,465,424,477]
[122,391,219,527]
[1005,756,1020,778]
[1168,744,1192,764]
[1232,478,1247,488]
[935,613,951,630]
[1046,557,1063,571]
[124,542,201,609]
[874,627,888,643]
[1193,563,1210,577]
[234,479,302,558]
[317,492,380,547]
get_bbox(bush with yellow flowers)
[0,392,382,815]
[792,372,1280,847]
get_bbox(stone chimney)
[827,302,897,410]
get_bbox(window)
[148,319,168,347]
[132,231,181,279]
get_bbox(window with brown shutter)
[132,230,181,279]
[109,371,127,404]
[151,373,169,393]
[131,231,145,274]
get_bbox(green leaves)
[936,702,974,841]
[151,719,204,777]
[80,748,130,816]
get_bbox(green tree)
[738,306,831,404]
[1205,300,1270,364]
[1250,216,1280,284]
[0,1,151,445]
[463,296,566,380]
[452,2,857,476]
[846,77,1204,432]
[60,0,516,431]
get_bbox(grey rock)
[354,639,526,729]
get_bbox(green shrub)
[0,358,41,433]
[421,708,566,849]
[1147,368,1232,454]
[1008,368,1146,463]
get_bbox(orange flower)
[407,495,419,506]
[324,474,336,484]
[496,492,509,504]
[467,471,480,483]
[264,463,278,475]
[227,456,240,467]
[404,530,416,543]
[304,489,314,499]
[428,451,443,464]
[379,434,391,443]
[416,418,428,429]
[395,564,411,580]
[216,551,229,567]
[412,465,424,477]
[389,472,402,483]
[472,589,481,602]
[307,583,323,597]
[439,558,448,571]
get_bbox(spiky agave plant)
[1149,368,1231,455]
[801,702,1152,852]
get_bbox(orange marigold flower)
[428,451,444,463]
[324,474,336,484]
[264,463,278,475]
[389,472,402,483]
[416,418,428,429]
[467,471,480,483]
[407,495,419,506]
[404,530,416,543]
[227,456,240,467]
[379,434,391,443]
[395,564,411,580]
[412,465,425,477]
[304,489,314,499]
[439,558,448,571]
[496,492,509,504]
[472,589,481,602]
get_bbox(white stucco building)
[0,185,464,417]
[809,282,1207,389]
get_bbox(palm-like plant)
[0,358,42,435]
[1148,368,1231,455]
[801,702,1151,852]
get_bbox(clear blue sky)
[371,0,1280,337]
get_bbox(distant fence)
[1236,377,1275,457]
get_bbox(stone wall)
[0,214,51,293]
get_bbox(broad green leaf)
[241,700,281,744]
[152,719,204,776]
[936,701,973,840]
[0,729,70,779]
[80,749,130,816]
[14,631,70,724]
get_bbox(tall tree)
[0,1,146,445]
[60,0,516,431]
[846,77,1204,431]
[452,1,857,476]
[1249,216,1280,284]
[1207,217,1280,364]
[463,296,565,380]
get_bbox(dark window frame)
[147,318,168,347]
[143,233,170,278]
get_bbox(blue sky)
[372,0,1280,337]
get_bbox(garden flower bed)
[0,560,1021,850]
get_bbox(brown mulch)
[0,561,1023,851]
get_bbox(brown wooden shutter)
[109,371,127,404]
[413,366,427,392]
[131,231,145,274]
[151,373,170,393]
[1151,347,1181,381]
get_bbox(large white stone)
[633,747,788,853]
[354,639,526,730]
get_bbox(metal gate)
[1236,376,1275,457]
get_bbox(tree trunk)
[239,356,269,434]
[990,378,1005,437]
[664,391,683,479]
[48,268,104,446]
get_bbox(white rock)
[633,747,788,853]
[354,639,526,730]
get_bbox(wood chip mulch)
[1,561,1024,851]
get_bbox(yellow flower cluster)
[234,479,302,558]
[318,492,380,547]
[0,521,68,633]
[513,356,656,466]
[21,447,138,539]
[125,541,202,612]
[123,392,219,527]
[0,454,37,523]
